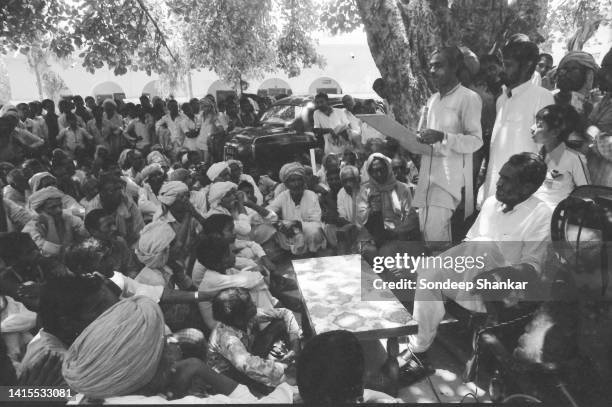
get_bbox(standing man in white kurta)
[479,37,555,206]
[413,47,483,244]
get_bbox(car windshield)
[260,104,301,125]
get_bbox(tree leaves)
[542,0,612,51]
[320,0,362,35]
[1,0,327,91]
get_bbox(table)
[292,254,418,395]
[292,254,418,340]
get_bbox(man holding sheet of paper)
[365,47,482,245]
[413,47,483,244]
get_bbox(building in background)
[3,31,381,104]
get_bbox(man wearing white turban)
[206,161,231,183]
[27,172,85,218]
[186,161,232,217]
[146,150,171,170]
[23,187,89,256]
[154,181,202,270]
[266,162,327,255]
[157,181,189,207]
[136,221,177,280]
[28,171,56,193]
[63,296,293,404]
[137,164,165,223]
[134,220,204,334]
[227,160,263,205]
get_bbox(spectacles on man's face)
[557,65,583,75]
[566,140,587,150]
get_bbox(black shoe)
[399,352,435,385]
[275,293,303,312]
[270,275,298,292]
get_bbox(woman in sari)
[356,153,423,264]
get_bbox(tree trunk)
[187,70,193,99]
[26,51,44,100]
[356,0,548,127]
[567,18,602,51]
[33,65,44,100]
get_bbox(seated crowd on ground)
[1,35,612,403]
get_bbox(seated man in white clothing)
[401,153,552,379]
[313,93,360,155]
[266,163,327,256]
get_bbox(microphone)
[417,105,428,142]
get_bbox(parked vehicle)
[223,94,384,174]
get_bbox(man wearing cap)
[554,51,599,118]
[479,35,555,206]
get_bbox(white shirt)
[109,271,164,302]
[194,261,275,330]
[533,143,590,209]
[313,108,353,155]
[479,81,554,206]
[531,71,542,87]
[155,112,192,144]
[337,187,358,224]
[466,195,552,273]
[361,121,385,145]
[266,189,322,222]
[413,84,483,215]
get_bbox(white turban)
[62,296,165,399]
[157,181,189,206]
[146,151,170,167]
[118,149,134,169]
[28,171,56,192]
[279,162,306,183]
[135,221,176,268]
[206,162,229,181]
[226,159,243,171]
[139,164,163,183]
[28,186,64,211]
[208,181,237,209]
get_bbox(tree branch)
[133,0,178,63]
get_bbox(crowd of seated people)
[1,35,612,403]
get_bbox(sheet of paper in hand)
[356,114,431,155]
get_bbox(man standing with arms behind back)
[479,35,554,206]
